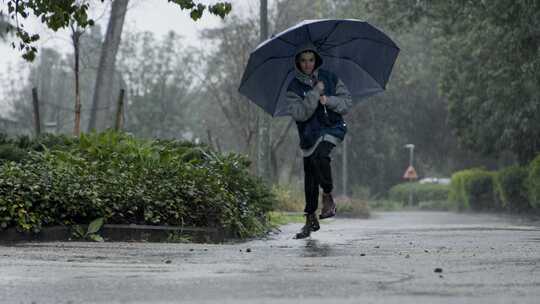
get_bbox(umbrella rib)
[306,24,313,42]
[316,21,343,47]
[271,68,294,117]
[320,36,399,53]
[241,55,294,88]
[277,37,298,48]
[322,54,386,89]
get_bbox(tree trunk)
[71,25,82,136]
[256,0,271,181]
[31,87,41,135]
[87,0,129,132]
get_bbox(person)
[286,44,352,239]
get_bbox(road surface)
[1,211,539,303]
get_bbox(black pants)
[303,141,335,214]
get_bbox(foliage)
[4,0,231,61]
[0,131,276,238]
[267,211,304,227]
[527,155,540,208]
[72,217,104,242]
[271,184,304,212]
[364,0,540,164]
[117,31,195,139]
[449,169,496,211]
[388,182,449,206]
[0,144,26,162]
[494,166,529,211]
[367,200,404,211]
[417,200,452,211]
[335,197,370,218]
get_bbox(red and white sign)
[403,166,418,180]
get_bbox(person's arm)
[324,79,352,115]
[287,89,320,122]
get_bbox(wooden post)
[31,87,41,135]
[114,89,125,131]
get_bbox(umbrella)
[238,19,400,117]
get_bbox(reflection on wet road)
[1,211,539,304]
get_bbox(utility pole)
[257,0,271,181]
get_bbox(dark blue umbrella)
[238,19,400,116]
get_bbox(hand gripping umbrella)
[238,19,400,116]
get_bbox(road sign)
[403,165,418,180]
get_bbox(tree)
[257,0,271,181]
[117,31,195,139]
[2,0,232,61]
[363,0,540,164]
[87,0,129,132]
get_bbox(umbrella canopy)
[238,19,400,117]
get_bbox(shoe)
[295,213,318,239]
[310,213,320,232]
[320,192,336,219]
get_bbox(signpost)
[403,144,417,206]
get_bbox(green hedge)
[494,165,529,211]
[528,155,540,208]
[449,168,496,211]
[388,182,449,206]
[0,131,276,238]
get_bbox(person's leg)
[303,156,319,215]
[313,141,335,194]
[312,141,336,219]
[296,155,320,239]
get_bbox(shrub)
[527,154,540,209]
[388,182,449,206]
[336,196,370,218]
[0,144,27,162]
[494,165,529,211]
[272,184,304,212]
[0,131,276,238]
[449,168,496,211]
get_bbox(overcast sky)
[0,0,260,114]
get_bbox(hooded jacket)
[286,44,352,156]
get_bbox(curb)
[0,224,233,244]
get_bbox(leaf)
[89,234,104,242]
[87,217,104,235]
[72,225,85,238]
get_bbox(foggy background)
[0,0,518,197]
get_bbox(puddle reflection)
[301,239,332,257]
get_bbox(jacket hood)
[294,43,323,77]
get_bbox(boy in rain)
[286,45,352,239]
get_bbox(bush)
[0,144,27,162]
[494,165,529,211]
[336,196,370,218]
[272,184,304,212]
[368,199,404,211]
[449,168,496,211]
[0,131,276,238]
[388,182,449,206]
[417,200,453,211]
[527,154,540,209]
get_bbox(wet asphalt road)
[1,211,539,304]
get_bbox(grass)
[336,196,370,218]
[268,211,305,227]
